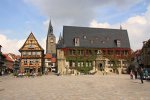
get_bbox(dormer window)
[83,35,86,39]
[101,41,105,44]
[90,40,94,44]
[74,37,80,46]
[115,39,121,47]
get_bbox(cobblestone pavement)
[0,74,150,100]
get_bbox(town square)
[1,74,150,100]
[0,0,150,100]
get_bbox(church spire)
[120,24,122,30]
[59,32,62,41]
[48,20,53,35]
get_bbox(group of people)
[130,66,149,84]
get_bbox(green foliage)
[13,72,18,76]
[76,66,93,74]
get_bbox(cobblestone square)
[0,75,150,100]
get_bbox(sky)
[0,0,150,54]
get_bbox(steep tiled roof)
[58,26,130,49]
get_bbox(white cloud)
[0,34,25,54]
[24,0,142,32]
[90,20,111,28]
[0,33,48,55]
[90,5,150,51]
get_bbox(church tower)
[46,20,56,54]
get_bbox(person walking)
[138,67,144,84]
[130,70,133,79]
[134,69,138,79]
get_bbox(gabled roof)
[19,32,44,51]
[58,26,130,49]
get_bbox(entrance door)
[96,60,105,71]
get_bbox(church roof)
[58,26,130,49]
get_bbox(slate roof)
[57,26,130,49]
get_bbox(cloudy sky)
[0,0,150,54]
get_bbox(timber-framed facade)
[19,32,44,74]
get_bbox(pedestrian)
[1,70,4,76]
[130,70,133,79]
[134,69,138,79]
[138,67,144,84]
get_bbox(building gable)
[19,32,44,51]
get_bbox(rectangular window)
[89,50,92,55]
[72,50,76,55]
[72,62,75,67]
[24,59,27,65]
[89,62,92,67]
[103,50,106,55]
[35,59,39,63]
[116,40,121,47]
[124,50,128,55]
[81,62,83,67]
[32,52,35,55]
[108,50,113,55]
[86,50,88,55]
[81,50,84,55]
[28,52,31,55]
[22,52,27,56]
[74,37,80,46]
[116,50,120,55]
[86,62,88,67]
[69,50,72,55]
[30,59,33,65]
[78,62,80,67]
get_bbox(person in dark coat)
[134,69,138,79]
[138,67,144,84]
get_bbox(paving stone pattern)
[0,75,150,100]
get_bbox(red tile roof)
[3,54,13,62]
[44,53,52,59]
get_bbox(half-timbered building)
[19,32,44,74]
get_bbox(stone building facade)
[141,39,150,67]
[57,26,131,75]
[46,20,56,55]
